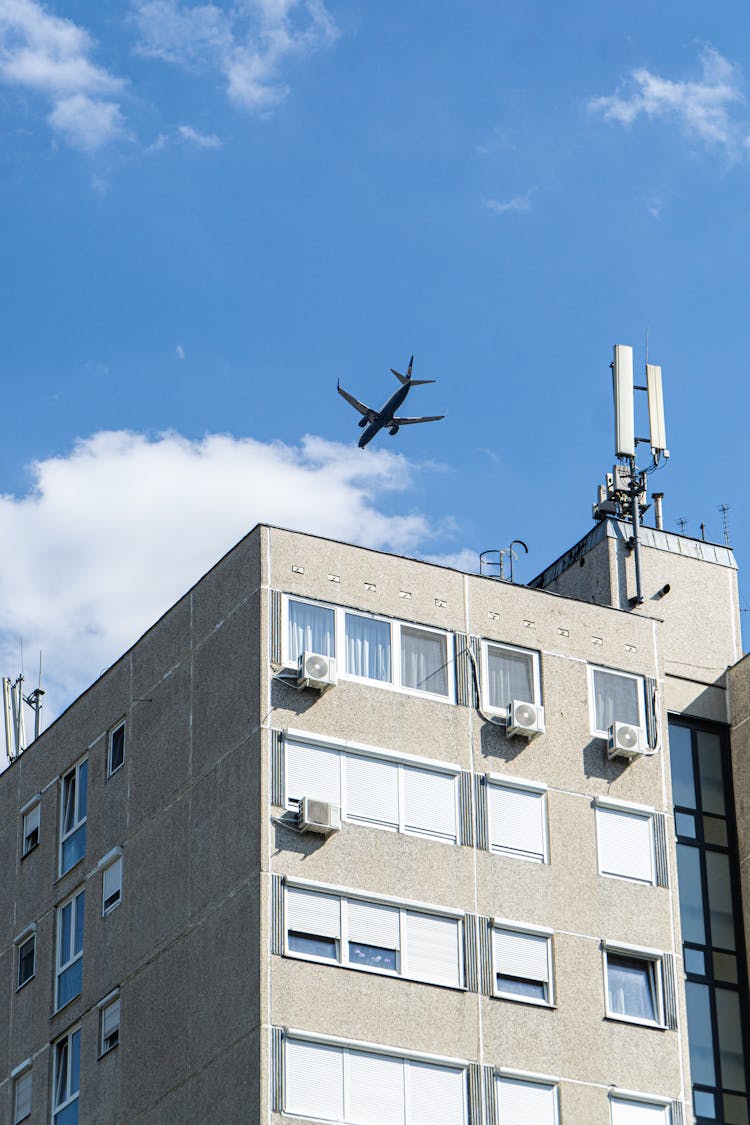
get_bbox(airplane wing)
[392,414,445,425]
[337,382,376,419]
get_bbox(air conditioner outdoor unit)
[297,651,337,691]
[506,699,545,739]
[607,722,644,760]
[298,797,341,835]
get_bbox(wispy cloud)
[0,0,126,149]
[132,0,340,114]
[484,190,534,215]
[175,343,185,359]
[177,122,221,147]
[589,47,747,153]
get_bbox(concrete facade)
[0,519,748,1123]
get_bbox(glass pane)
[713,952,738,984]
[110,726,125,772]
[676,811,697,838]
[694,1089,717,1118]
[288,601,335,663]
[677,844,706,944]
[70,1031,80,1096]
[59,903,72,966]
[716,989,747,1092]
[697,731,725,816]
[669,723,697,809]
[497,975,546,1001]
[55,1040,68,1105]
[593,668,641,730]
[723,1094,750,1125]
[61,825,86,874]
[607,954,656,1021]
[486,646,533,711]
[685,982,717,1085]
[705,851,735,951]
[348,942,398,971]
[18,938,35,986]
[400,627,448,696]
[685,948,706,976]
[62,775,76,834]
[74,893,85,956]
[57,960,82,1008]
[77,762,87,821]
[345,614,391,682]
[288,932,337,960]
[54,1103,79,1125]
[704,816,728,847]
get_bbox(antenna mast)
[2,653,45,769]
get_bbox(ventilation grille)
[270,729,284,807]
[663,953,678,1030]
[654,813,669,888]
[645,676,660,750]
[270,874,284,956]
[270,589,282,664]
[460,770,475,847]
[468,1063,483,1125]
[474,774,488,852]
[271,1026,284,1112]
[464,914,479,993]
[456,634,480,708]
[478,915,494,997]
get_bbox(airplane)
[337,356,445,449]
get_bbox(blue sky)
[1,0,750,719]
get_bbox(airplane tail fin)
[390,356,417,385]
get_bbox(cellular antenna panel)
[612,345,635,458]
[646,364,668,455]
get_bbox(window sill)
[16,977,35,993]
[55,856,86,884]
[493,993,555,1009]
[20,842,39,861]
[50,993,82,1020]
[106,764,124,781]
[604,1014,667,1031]
[98,1043,119,1060]
[276,664,455,706]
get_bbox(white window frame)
[284,733,461,846]
[480,639,541,719]
[59,756,88,876]
[55,887,85,1012]
[284,880,465,989]
[283,595,456,703]
[588,664,646,738]
[602,941,666,1029]
[492,919,554,1007]
[107,719,125,778]
[53,1027,81,1125]
[609,1090,673,1124]
[495,1069,560,1125]
[98,989,120,1056]
[11,1060,32,1125]
[15,924,37,991]
[98,848,123,916]
[20,797,40,858]
[595,797,657,886]
[486,774,549,864]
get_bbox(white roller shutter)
[611,1097,669,1125]
[597,807,654,883]
[494,929,549,983]
[403,766,458,841]
[285,1039,344,1121]
[347,1050,405,1124]
[346,755,399,828]
[287,887,341,938]
[286,741,341,807]
[408,1060,466,1125]
[406,912,461,987]
[348,899,400,949]
[488,784,546,862]
[497,1076,557,1124]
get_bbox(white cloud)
[0,430,464,723]
[484,191,534,215]
[589,47,747,152]
[176,343,185,358]
[133,0,340,113]
[0,0,125,149]
[177,122,222,147]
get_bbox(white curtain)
[607,954,655,1020]
[288,601,335,662]
[346,614,391,681]
[593,669,640,731]
[401,627,448,696]
[486,646,533,710]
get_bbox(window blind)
[285,1039,344,1121]
[488,785,546,861]
[407,912,461,987]
[408,1060,467,1125]
[14,1072,32,1122]
[348,899,400,949]
[497,1076,557,1124]
[346,755,399,828]
[494,929,549,983]
[403,765,457,840]
[287,887,341,938]
[611,1097,669,1125]
[597,806,654,883]
[348,1050,405,1124]
[286,741,341,807]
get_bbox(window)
[53,1028,81,1125]
[487,778,548,863]
[610,1094,671,1124]
[12,1065,32,1124]
[285,884,463,988]
[495,1075,559,1124]
[102,855,123,915]
[16,929,36,990]
[493,924,553,1006]
[604,946,664,1026]
[284,1036,468,1124]
[482,641,540,715]
[285,597,455,700]
[108,721,125,776]
[21,800,40,857]
[596,801,656,884]
[60,759,88,875]
[99,993,120,1055]
[286,737,459,844]
[590,666,645,736]
[56,889,85,1010]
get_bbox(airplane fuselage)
[358,383,411,448]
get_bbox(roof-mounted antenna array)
[593,342,670,607]
[2,653,45,771]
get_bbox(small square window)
[100,995,120,1055]
[102,856,123,915]
[590,666,644,736]
[605,948,662,1025]
[483,642,539,715]
[401,625,449,696]
[16,934,35,990]
[493,925,552,1005]
[21,803,40,857]
[108,722,125,777]
[13,1068,32,1123]
[288,599,335,664]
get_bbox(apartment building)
[0,519,748,1124]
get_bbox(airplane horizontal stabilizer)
[408,379,435,386]
[390,368,409,386]
[392,414,445,425]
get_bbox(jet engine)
[358,418,368,428]
[389,425,399,436]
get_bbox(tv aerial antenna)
[2,651,45,769]
[592,343,669,607]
